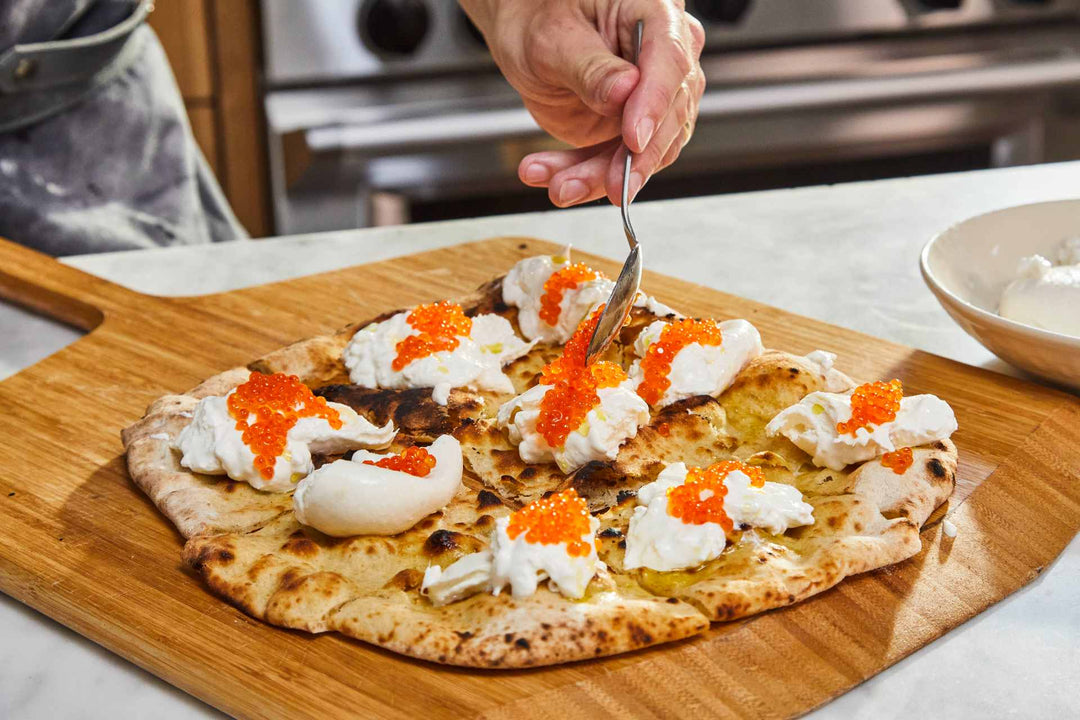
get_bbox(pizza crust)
[182,488,708,667]
[123,272,959,667]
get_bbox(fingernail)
[557,179,590,206]
[523,163,550,184]
[629,172,644,200]
[635,118,655,151]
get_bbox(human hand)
[460,0,705,207]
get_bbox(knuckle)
[687,15,706,54]
[669,34,695,77]
[676,84,692,125]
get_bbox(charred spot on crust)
[628,624,654,645]
[932,440,948,451]
[477,490,502,509]
[657,395,718,417]
[314,384,481,437]
[281,533,320,558]
[280,569,304,590]
[455,630,473,640]
[385,568,424,591]
[618,540,627,549]
[423,529,461,556]
[788,367,800,376]
[574,461,619,488]
[616,490,637,504]
[927,458,947,478]
[519,467,538,480]
[666,597,679,604]
[599,528,623,539]
[464,277,509,316]
[515,638,530,649]
[190,544,234,570]
[504,633,514,642]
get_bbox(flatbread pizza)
[122,249,959,667]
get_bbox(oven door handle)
[283,55,1080,186]
[699,54,1080,117]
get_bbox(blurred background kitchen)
[113,0,1080,236]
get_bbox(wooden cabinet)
[149,0,271,237]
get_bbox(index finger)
[620,4,698,154]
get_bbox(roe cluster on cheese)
[623,462,814,572]
[175,389,394,492]
[501,248,678,344]
[342,308,533,405]
[421,490,603,605]
[765,387,957,471]
[629,318,763,407]
[497,379,649,474]
[293,435,463,537]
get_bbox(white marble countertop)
[2,163,1078,718]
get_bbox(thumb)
[541,26,639,117]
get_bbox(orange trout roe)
[539,262,601,326]
[363,445,437,477]
[506,489,592,557]
[666,460,766,530]
[836,379,904,436]
[881,447,913,475]
[637,318,725,405]
[227,372,342,480]
[535,307,628,448]
[392,301,473,371]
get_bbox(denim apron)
[0,0,247,255]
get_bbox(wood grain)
[0,236,1077,720]
[208,0,271,237]
[148,0,214,101]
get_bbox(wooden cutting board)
[1,236,1078,720]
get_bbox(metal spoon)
[586,20,644,366]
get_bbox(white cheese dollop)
[623,462,814,572]
[765,389,957,471]
[629,318,764,407]
[342,310,534,405]
[421,515,602,606]
[999,243,1080,337]
[802,350,853,393]
[496,379,650,473]
[174,393,395,492]
[1058,236,1080,265]
[292,435,463,537]
[501,249,679,344]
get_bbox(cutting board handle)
[0,236,138,330]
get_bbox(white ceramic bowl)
[921,199,1080,392]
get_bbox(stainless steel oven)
[260,0,1080,234]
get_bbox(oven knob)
[915,0,964,9]
[690,0,753,24]
[359,0,430,57]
